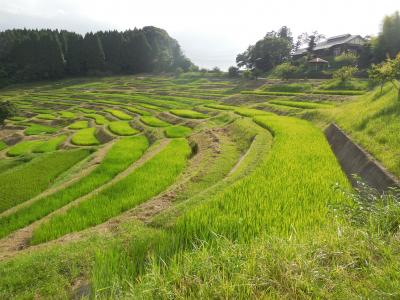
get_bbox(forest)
[0,26,193,87]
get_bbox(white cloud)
[0,0,399,69]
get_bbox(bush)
[272,62,299,79]
[333,66,358,83]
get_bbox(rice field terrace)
[0,75,399,299]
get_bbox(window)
[333,47,341,56]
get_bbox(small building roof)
[308,57,329,64]
[293,34,366,56]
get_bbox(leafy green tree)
[228,66,240,78]
[82,33,105,73]
[0,101,17,126]
[236,26,293,73]
[333,66,358,83]
[369,54,400,100]
[374,11,400,61]
[62,31,84,75]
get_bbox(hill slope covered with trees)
[0,26,193,87]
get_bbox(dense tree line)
[0,27,193,87]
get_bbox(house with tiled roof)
[293,34,366,59]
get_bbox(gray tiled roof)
[293,34,365,56]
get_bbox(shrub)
[272,62,299,80]
[333,66,358,83]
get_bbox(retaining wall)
[325,123,400,191]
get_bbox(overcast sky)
[1,0,399,70]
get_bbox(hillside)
[0,75,399,299]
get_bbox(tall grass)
[0,136,148,238]
[324,84,400,176]
[0,149,90,213]
[174,115,349,244]
[31,138,191,243]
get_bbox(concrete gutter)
[325,123,400,192]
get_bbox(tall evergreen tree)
[82,33,105,73]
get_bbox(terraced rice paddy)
[68,120,89,129]
[0,149,90,213]
[140,115,170,127]
[170,109,208,119]
[108,121,138,136]
[164,125,192,138]
[85,113,109,125]
[71,128,100,146]
[0,75,398,299]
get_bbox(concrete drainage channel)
[325,123,400,192]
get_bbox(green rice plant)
[173,115,349,245]
[105,109,132,120]
[8,116,26,121]
[0,149,90,214]
[140,116,170,127]
[0,141,7,151]
[318,78,369,91]
[76,107,97,114]
[234,107,270,117]
[205,104,236,110]
[262,83,313,93]
[32,135,67,153]
[24,124,58,135]
[71,128,100,146]
[84,113,110,125]
[36,113,57,120]
[33,109,53,114]
[124,106,151,116]
[108,121,139,136]
[269,100,333,109]
[0,158,25,174]
[31,138,191,243]
[7,140,45,157]
[0,136,148,239]
[59,111,76,119]
[138,103,163,111]
[170,109,208,119]
[312,90,365,95]
[241,90,305,96]
[164,125,192,138]
[68,120,89,129]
